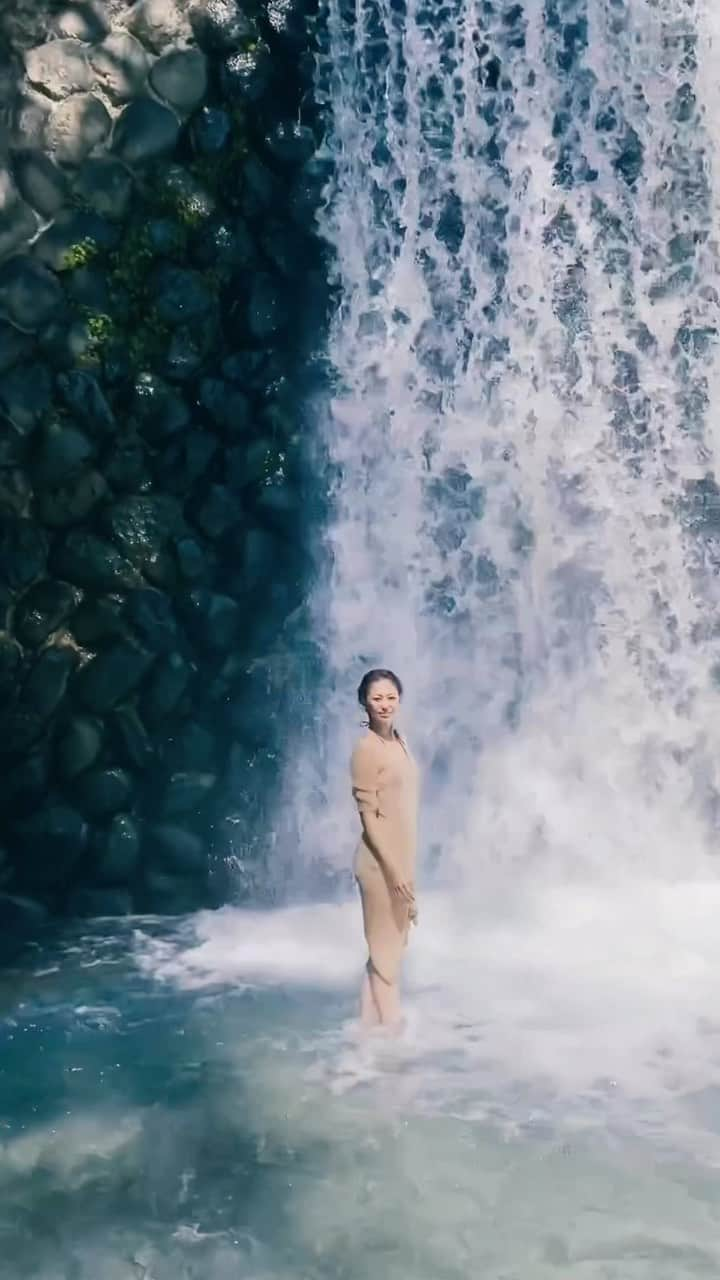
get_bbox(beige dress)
[350,730,419,984]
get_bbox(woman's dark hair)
[357,668,403,707]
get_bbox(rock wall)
[0,0,327,943]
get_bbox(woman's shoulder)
[351,731,377,759]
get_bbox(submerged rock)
[150,48,208,113]
[93,814,141,885]
[47,94,112,167]
[112,99,180,165]
[56,716,104,781]
[75,639,155,713]
[75,766,133,819]
[0,256,64,330]
[90,33,151,104]
[25,40,92,101]
[11,805,88,888]
[14,580,79,648]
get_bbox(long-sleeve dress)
[350,730,419,984]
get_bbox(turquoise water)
[4,887,720,1278]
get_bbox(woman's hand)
[408,900,419,927]
[391,876,415,904]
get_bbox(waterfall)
[289,0,720,888]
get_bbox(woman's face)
[365,678,400,730]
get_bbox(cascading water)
[298,0,720,891]
[7,5,720,1278]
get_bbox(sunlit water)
[6,0,720,1273]
[5,890,720,1277]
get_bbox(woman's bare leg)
[360,966,380,1027]
[368,966,402,1028]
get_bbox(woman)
[350,669,419,1028]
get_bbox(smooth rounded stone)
[75,639,155,713]
[5,752,50,815]
[220,44,272,103]
[140,868,202,913]
[11,805,88,888]
[15,580,79,648]
[152,264,215,327]
[162,326,208,383]
[21,645,76,721]
[56,715,104,780]
[0,518,48,590]
[47,94,112,167]
[150,48,207,113]
[34,209,120,273]
[0,257,64,330]
[174,535,211,582]
[111,703,154,768]
[141,649,190,722]
[12,149,69,218]
[160,430,217,495]
[104,434,151,493]
[11,91,51,151]
[138,547,177,592]
[189,0,253,49]
[190,106,230,154]
[90,32,151,103]
[0,172,38,261]
[65,263,112,312]
[259,220,311,278]
[247,273,287,341]
[167,721,216,772]
[182,589,240,651]
[0,632,22,702]
[255,474,297,530]
[0,361,52,432]
[264,121,316,169]
[124,587,180,654]
[190,215,254,271]
[241,526,283,591]
[240,154,282,219]
[145,217,186,257]
[125,0,194,53]
[132,372,190,439]
[164,770,216,815]
[53,2,110,41]
[94,814,141,885]
[198,378,251,435]
[34,420,95,486]
[0,895,47,960]
[158,161,216,224]
[148,823,206,875]
[0,323,34,375]
[112,99,180,165]
[57,369,115,435]
[102,494,185,571]
[38,469,108,529]
[75,766,133,819]
[52,530,140,591]
[0,427,24,474]
[25,39,92,100]
[0,468,33,520]
[39,315,105,371]
[191,483,241,540]
[67,886,134,918]
[221,349,266,385]
[0,709,46,758]
[72,594,126,646]
[73,156,134,221]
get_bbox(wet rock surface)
[0,0,327,926]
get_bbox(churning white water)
[297,0,720,889]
